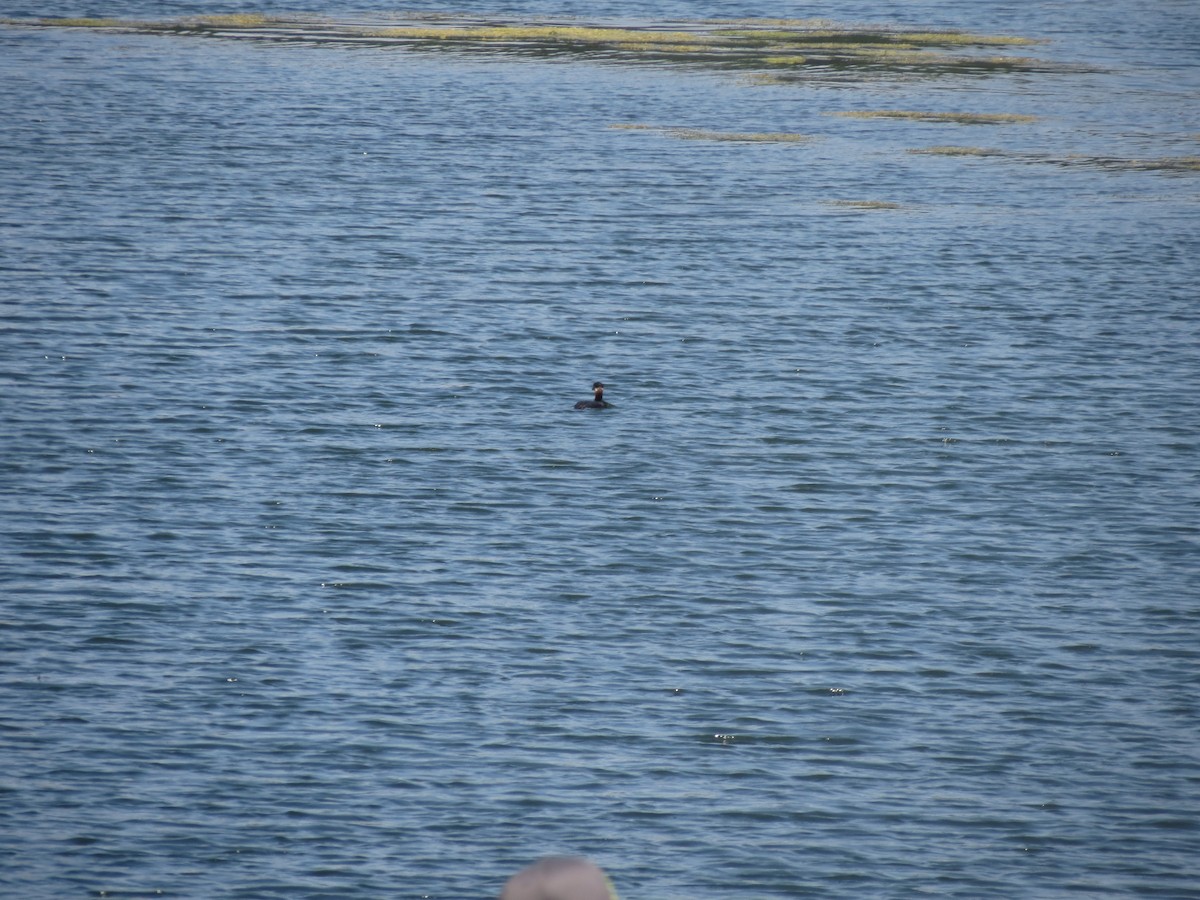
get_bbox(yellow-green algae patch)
[4,13,1061,78]
[895,31,1040,46]
[833,110,1038,125]
[614,42,707,54]
[370,24,712,46]
[35,17,128,27]
[910,145,1007,156]
[185,14,275,28]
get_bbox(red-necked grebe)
[574,381,612,409]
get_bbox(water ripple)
[3,4,1199,898]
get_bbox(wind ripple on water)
[2,6,1199,898]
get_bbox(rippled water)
[2,1,1199,897]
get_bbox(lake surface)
[1,1,1198,897]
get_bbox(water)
[1,1,1198,897]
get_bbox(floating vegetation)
[909,146,1200,174]
[16,10,1182,178]
[1063,154,1200,173]
[3,13,1064,79]
[740,73,789,86]
[185,14,274,28]
[610,124,811,143]
[910,145,1008,156]
[370,24,712,47]
[896,31,1040,46]
[615,42,705,55]
[37,17,125,27]
[832,110,1038,125]
[711,27,1039,47]
[827,200,904,209]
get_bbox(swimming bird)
[574,381,612,409]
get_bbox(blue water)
[2,1,1198,897]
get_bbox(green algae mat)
[9,12,1196,174]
